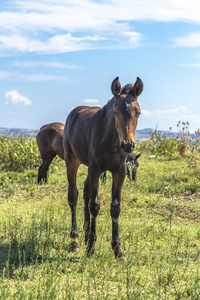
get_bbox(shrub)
[136,122,200,158]
[191,128,200,153]
[149,129,178,157]
[176,121,190,156]
[0,135,40,171]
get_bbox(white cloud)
[142,106,198,121]
[0,1,200,54]
[0,71,68,81]
[140,106,199,133]
[0,33,110,54]
[46,33,108,53]
[2,0,200,32]
[5,90,32,106]
[82,99,99,104]
[0,32,145,54]
[0,31,144,54]
[0,2,128,33]
[173,31,200,47]
[179,63,200,67]
[12,60,79,69]
[122,32,144,47]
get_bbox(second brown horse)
[36,122,64,183]
[63,76,143,258]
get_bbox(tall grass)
[0,135,199,298]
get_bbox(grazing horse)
[126,152,142,181]
[63,76,143,258]
[101,152,142,182]
[36,122,64,183]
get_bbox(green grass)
[0,153,200,299]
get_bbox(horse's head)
[111,77,143,153]
[126,152,142,181]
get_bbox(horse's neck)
[98,98,119,145]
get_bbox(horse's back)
[37,122,65,159]
[39,122,64,132]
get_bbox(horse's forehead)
[121,83,134,94]
[115,94,140,110]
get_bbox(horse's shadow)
[0,234,41,278]
[0,233,80,279]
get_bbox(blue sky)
[0,0,200,133]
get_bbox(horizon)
[0,125,195,136]
[0,1,200,134]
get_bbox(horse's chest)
[97,152,124,172]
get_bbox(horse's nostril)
[121,141,125,149]
[131,142,135,150]
[120,140,135,153]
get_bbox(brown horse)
[63,76,143,258]
[36,122,64,183]
[36,122,140,184]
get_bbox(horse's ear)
[135,152,142,160]
[129,77,143,97]
[111,77,122,97]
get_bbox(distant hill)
[0,127,39,138]
[135,128,179,140]
[0,127,197,140]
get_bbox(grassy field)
[0,143,200,299]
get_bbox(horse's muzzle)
[120,140,135,153]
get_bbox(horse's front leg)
[83,176,91,245]
[111,165,126,258]
[66,158,80,252]
[86,165,101,257]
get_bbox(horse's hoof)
[70,241,79,252]
[86,247,95,258]
[115,254,127,262]
[112,239,123,259]
[115,251,123,259]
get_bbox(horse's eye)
[136,112,141,118]
[113,111,118,117]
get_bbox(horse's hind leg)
[38,163,45,183]
[38,162,50,183]
[37,152,56,184]
[66,156,80,252]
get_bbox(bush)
[149,129,178,157]
[0,135,40,171]
[136,121,200,158]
